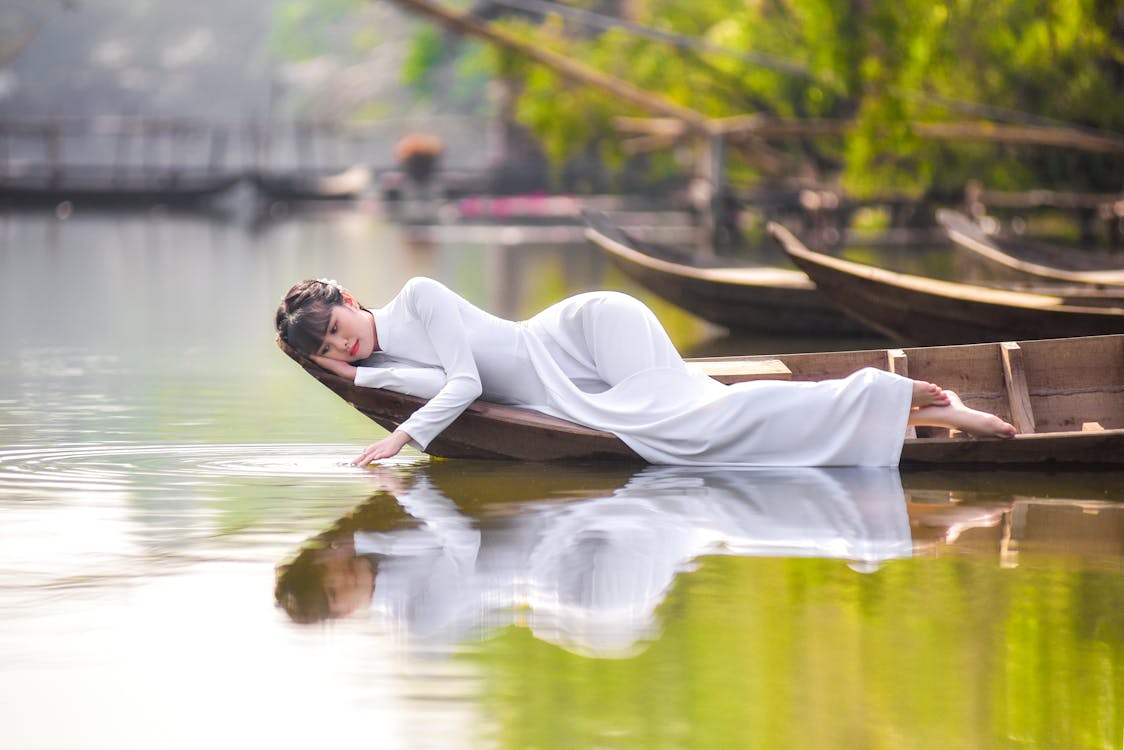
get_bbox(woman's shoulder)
[400,276,455,297]
[399,276,468,309]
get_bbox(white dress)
[353,276,913,466]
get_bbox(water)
[1,210,1121,749]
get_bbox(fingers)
[352,443,386,465]
[350,431,411,466]
[351,439,399,465]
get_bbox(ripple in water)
[0,442,416,495]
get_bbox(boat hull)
[584,211,872,336]
[770,221,1124,345]
[939,208,1124,286]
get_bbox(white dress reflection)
[278,467,912,657]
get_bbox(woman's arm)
[311,355,357,380]
[387,279,483,451]
[344,278,482,463]
[308,355,433,463]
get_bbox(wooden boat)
[0,166,241,209]
[938,208,1124,286]
[769,221,1124,345]
[280,332,1124,465]
[249,165,371,203]
[582,210,873,335]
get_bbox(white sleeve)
[393,477,481,562]
[394,278,483,449]
[354,364,445,399]
[353,479,480,562]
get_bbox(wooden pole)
[617,114,1124,154]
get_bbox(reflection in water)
[278,466,921,656]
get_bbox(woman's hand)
[353,430,413,465]
[311,355,357,381]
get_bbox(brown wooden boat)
[250,165,371,203]
[770,221,1124,345]
[938,208,1124,286]
[281,332,1124,466]
[0,166,242,209]
[582,210,873,336]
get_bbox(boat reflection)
[276,465,932,655]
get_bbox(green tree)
[473,0,1124,196]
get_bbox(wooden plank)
[694,358,792,383]
[887,348,918,439]
[1017,335,1124,431]
[1000,341,1036,434]
[887,348,908,376]
[775,349,889,380]
[901,428,1124,464]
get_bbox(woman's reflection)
[277,464,959,655]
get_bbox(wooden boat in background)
[582,210,873,336]
[769,221,1124,345]
[281,332,1124,465]
[0,166,241,209]
[938,208,1124,286]
[249,165,371,203]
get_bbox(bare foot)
[911,390,1017,439]
[911,380,950,408]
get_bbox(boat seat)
[694,358,793,384]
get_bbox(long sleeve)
[354,361,446,399]
[393,278,484,449]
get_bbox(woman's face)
[320,553,375,618]
[316,300,375,362]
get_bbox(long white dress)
[352,276,913,466]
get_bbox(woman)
[275,276,1016,466]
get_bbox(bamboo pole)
[386,0,712,132]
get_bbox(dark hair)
[274,547,340,623]
[274,279,350,356]
[275,490,416,624]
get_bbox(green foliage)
[272,0,1123,194]
[473,0,1124,196]
[401,24,445,98]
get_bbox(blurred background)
[1,3,1122,749]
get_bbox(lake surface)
[0,209,1121,749]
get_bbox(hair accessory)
[316,277,340,288]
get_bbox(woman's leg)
[581,293,686,385]
[909,390,1017,438]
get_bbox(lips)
[349,340,360,357]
